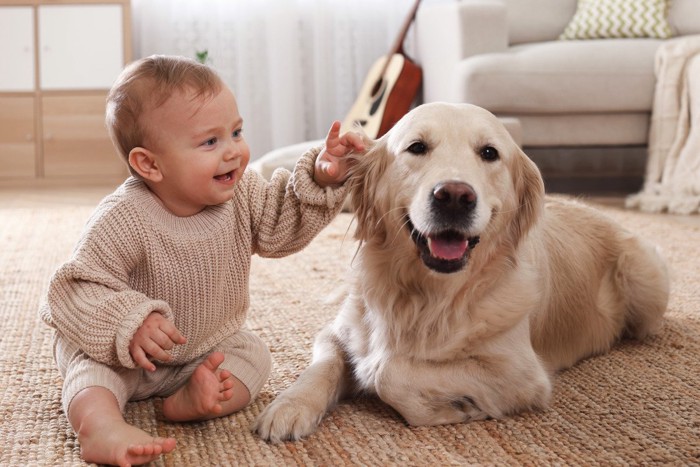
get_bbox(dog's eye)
[480,146,499,162]
[406,141,428,155]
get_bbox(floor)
[0,183,119,208]
[2,183,699,227]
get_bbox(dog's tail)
[616,234,670,339]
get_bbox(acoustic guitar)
[342,0,423,139]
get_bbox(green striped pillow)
[560,0,673,40]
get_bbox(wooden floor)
[2,182,699,227]
[573,194,700,227]
[0,183,119,208]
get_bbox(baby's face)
[143,85,250,216]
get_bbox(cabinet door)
[0,97,36,178]
[38,5,124,90]
[0,7,35,91]
[42,95,126,178]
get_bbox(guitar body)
[342,53,422,139]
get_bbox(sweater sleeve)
[39,202,174,369]
[246,146,348,257]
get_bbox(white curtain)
[131,0,428,159]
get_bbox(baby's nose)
[224,140,242,159]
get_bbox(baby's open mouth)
[214,171,234,182]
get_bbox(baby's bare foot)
[163,351,235,421]
[78,417,176,466]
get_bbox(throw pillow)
[560,0,673,40]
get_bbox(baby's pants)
[53,329,272,416]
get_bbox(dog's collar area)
[406,217,479,274]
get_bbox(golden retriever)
[255,102,670,442]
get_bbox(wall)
[131,0,443,158]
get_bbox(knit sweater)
[40,148,347,369]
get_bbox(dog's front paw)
[451,395,490,421]
[254,395,325,443]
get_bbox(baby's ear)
[128,147,163,182]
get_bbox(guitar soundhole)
[369,86,385,116]
[371,78,384,98]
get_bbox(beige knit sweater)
[40,148,347,369]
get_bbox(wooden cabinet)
[0,7,35,92]
[43,95,126,177]
[0,0,131,184]
[0,97,35,177]
[39,4,124,90]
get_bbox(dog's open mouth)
[407,218,480,274]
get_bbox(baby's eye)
[203,137,217,147]
[233,129,243,139]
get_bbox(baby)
[40,55,364,466]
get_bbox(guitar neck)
[378,0,422,79]
[389,0,422,56]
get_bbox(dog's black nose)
[432,181,477,214]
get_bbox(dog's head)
[348,102,544,274]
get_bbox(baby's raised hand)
[314,120,365,187]
[129,312,187,372]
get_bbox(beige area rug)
[1,199,699,465]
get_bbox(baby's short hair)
[106,55,223,175]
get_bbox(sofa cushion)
[560,0,673,40]
[504,0,578,45]
[455,38,662,114]
[510,113,650,146]
[669,0,700,36]
[499,0,700,45]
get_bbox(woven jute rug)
[1,198,698,466]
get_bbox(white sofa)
[415,0,700,149]
[254,0,700,192]
[413,0,700,192]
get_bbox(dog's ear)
[510,148,545,242]
[347,138,390,243]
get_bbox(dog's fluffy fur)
[255,103,670,442]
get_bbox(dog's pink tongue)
[428,236,468,260]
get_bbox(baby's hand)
[129,312,187,372]
[314,120,365,187]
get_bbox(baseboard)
[0,175,126,189]
[542,175,643,195]
[524,145,647,195]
